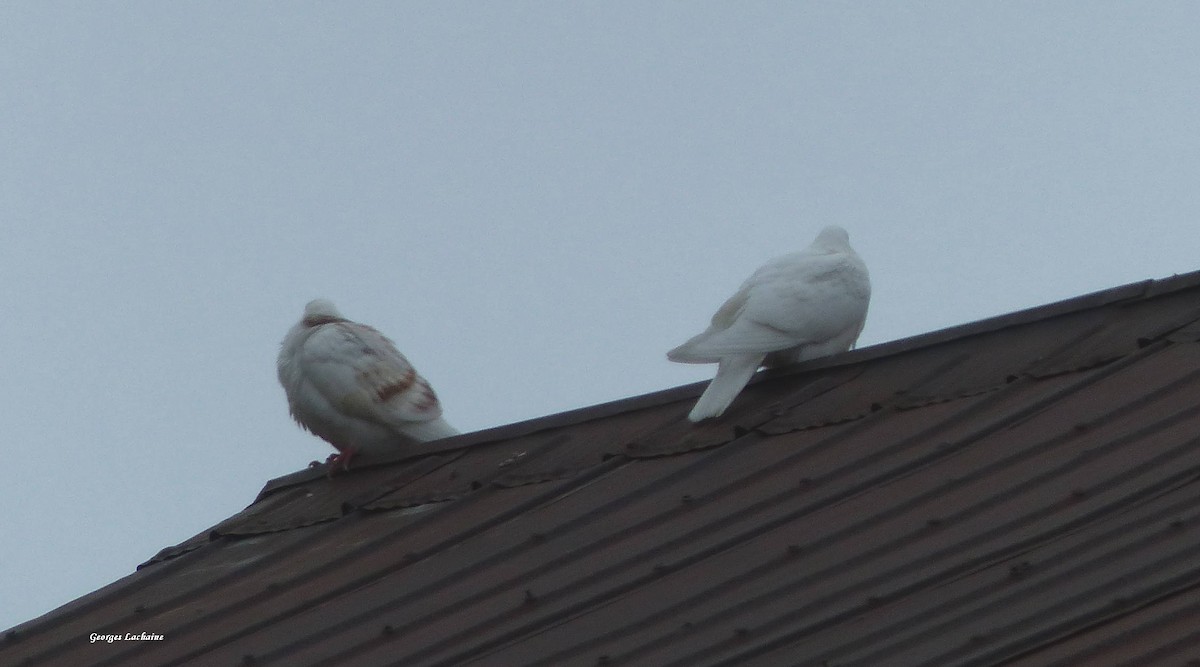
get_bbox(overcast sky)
[3,3,1199,632]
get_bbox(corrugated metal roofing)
[8,271,1200,667]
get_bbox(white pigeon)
[668,226,870,422]
[277,299,458,469]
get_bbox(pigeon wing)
[670,251,868,361]
[297,322,443,428]
[736,252,870,345]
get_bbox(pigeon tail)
[400,417,460,442]
[688,353,764,422]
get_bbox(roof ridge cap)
[258,269,1200,498]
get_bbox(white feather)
[669,226,871,421]
[686,353,764,422]
[277,299,458,462]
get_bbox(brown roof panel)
[8,270,1200,667]
[479,347,1200,667]
[1001,576,1200,667]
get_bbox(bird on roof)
[668,225,871,422]
[277,299,458,470]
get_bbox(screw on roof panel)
[523,589,538,605]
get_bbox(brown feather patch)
[303,314,347,328]
[375,368,417,403]
[413,382,439,410]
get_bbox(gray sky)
[3,3,1199,631]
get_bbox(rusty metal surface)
[7,271,1200,667]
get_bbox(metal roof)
[8,271,1200,666]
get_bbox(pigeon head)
[812,225,851,251]
[302,299,345,326]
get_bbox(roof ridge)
[258,269,1200,497]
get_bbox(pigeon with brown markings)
[278,299,458,469]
